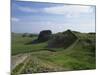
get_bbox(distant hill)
[48,30,78,48]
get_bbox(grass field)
[11,33,48,55]
[11,31,96,75]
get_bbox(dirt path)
[17,55,30,74]
[11,54,29,70]
[11,50,52,71]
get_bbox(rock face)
[38,30,52,42]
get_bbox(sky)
[11,0,96,34]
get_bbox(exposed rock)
[38,30,52,42]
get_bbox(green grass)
[11,32,96,74]
[19,39,95,73]
[34,40,96,70]
[11,33,48,55]
[11,63,24,75]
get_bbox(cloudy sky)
[11,0,96,33]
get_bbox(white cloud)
[13,3,95,20]
[43,5,93,18]
[11,17,20,22]
[18,6,39,13]
[14,4,94,17]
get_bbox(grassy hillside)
[11,30,96,74]
[11,33,48,55]
[48,30,78,48]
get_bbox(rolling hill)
[11,30,96,75]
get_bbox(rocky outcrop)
[37,30,52,42]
